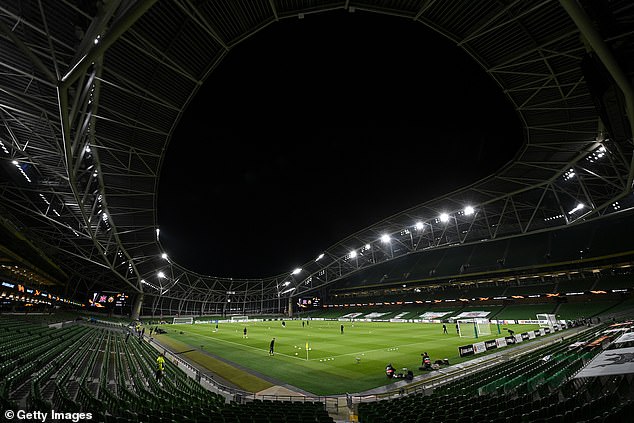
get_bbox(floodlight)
[439,213,449,223]
[568,203,585,214]
[564,168,576,180]
[365,244,371,250]
[349,250,357,258]
[415,222,424,230]
[161,253,168,260]
[292,268,302,275]
[316,253,324,261]
[464,206,475,216]
[157,271,165,278]
[381,234,390,243]
[155,228,160,240]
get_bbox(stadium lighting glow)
[464,206,475,215]
[564,169,575,180]
[156,228,160,240]
[282,281,290,286]
[586,146,607,163]
[568,203,585,214]
[161,253,168,260]
[12,160,31,183]
[157,271,165,278]
[280,287,296,295]
[364,244,371,250]
[316,253,324,261]
[349,250,357,258]
[439,213,449,223]
[381,234,390,243]
[291,268,302,275]
[415,221,424,230]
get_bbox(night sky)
[157,10,523,279]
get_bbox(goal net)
[458,318,491,338]
[172,317,193,324]
[537,313,557,328]
[230,315,249,322]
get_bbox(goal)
[537,313,558,328]
[458,318,491,338]
[172,316,193,324]
[230,315,249,322]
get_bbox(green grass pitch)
[161,320,540,395]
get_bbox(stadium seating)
[357,323,634,422]
[0,317,335,423]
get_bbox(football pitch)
[159,320,541,395]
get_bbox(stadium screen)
[89,292,128,308]
[297,297,321,309]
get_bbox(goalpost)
[537,313,557,328]
[458,318,491,338]
[230,315,249,322]
[172,316,193,324]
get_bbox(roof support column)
[559,0,634,189]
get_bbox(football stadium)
[1,1,634,422]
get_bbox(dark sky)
[157,10,523,279]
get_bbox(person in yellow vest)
[156,353,165,382]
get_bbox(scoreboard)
[88,292,128,308]
[297,297,321,309]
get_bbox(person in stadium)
[443,324,448,334]
[302,321,305,327]
[156,353,165,382]
[421,352,432,370]
[269,337,275,355]
[243,327,247,338]
[385,363,395,378]
[456,323,459,334]
[282,320,286,328]
[125,331,130,343]
[341,324,344,334]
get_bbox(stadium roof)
[0,0,632,304]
